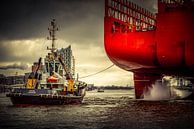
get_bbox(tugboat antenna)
[47,19,59,53]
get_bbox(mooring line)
[79,64,115,79]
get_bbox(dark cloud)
[0,0,105,64]
[0,63,28,70]
[0,44,11,62]
[0,0,104,42]
[0,0,156,41]
[0,39,45,63]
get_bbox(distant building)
[5,75,25,85]
[86,84,94,91]
[0,74,25,85]
[0,74,6,84]
[57,45,75,77]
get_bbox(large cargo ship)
[6,19,87,105]
[104,0,194,99]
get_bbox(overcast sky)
[0,0,157,86]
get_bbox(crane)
[58,57,74,93]
[26,58,42,89]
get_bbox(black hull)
[172,87,194,101]
[6,94,84,105]
[182,92,194,101]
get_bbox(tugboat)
[6,19,87,105]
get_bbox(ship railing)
[160,0,184,4]
[159,0,194,7]
[105,0,156,32]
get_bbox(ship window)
[47,83,52,88]
[49,63,54,75]
[52,84,58,88]
[45,63,49,72]
[121,25,126,32]
[59,69,63,76]
[55,63,60,73]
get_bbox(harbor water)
[0,89,194,129]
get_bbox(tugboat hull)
[6,93,84,105]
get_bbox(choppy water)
[0,89,194,129]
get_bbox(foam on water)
[143,80,192,101]
[143,83,171,100]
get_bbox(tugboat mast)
[47,19,58,54]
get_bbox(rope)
[79,64,115,79]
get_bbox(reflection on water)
[0,89,194,129]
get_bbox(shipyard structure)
[104,0,194,98]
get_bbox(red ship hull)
[104,0,194,98]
